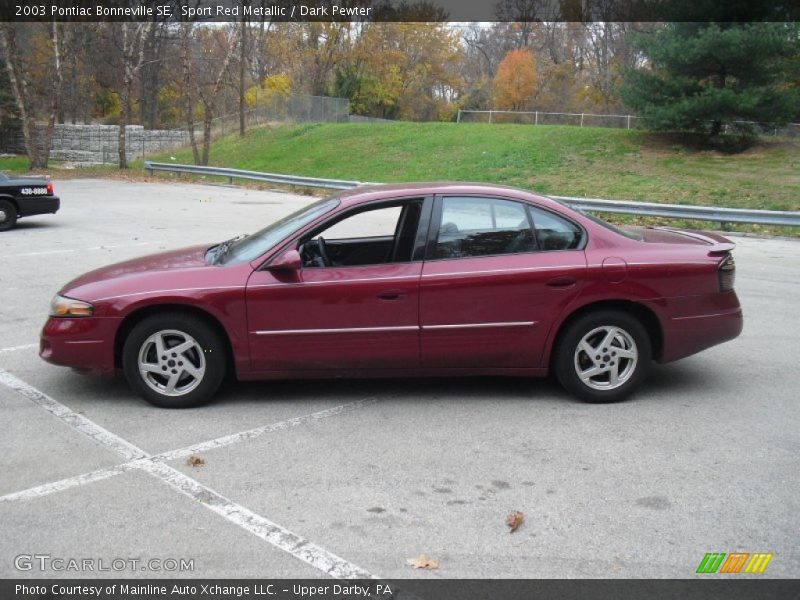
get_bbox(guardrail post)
[580,113,584,127]
[535,111,538,125]
[456,109,461,124]
[627,115,631,129]
[488,110,492,124]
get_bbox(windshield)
[215,197,340,265]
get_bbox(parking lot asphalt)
[0,178,797,579]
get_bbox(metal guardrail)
[550,196,800,227]
[144,161,363,190]
[144,161,800,227]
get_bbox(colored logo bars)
[696,553,773,574]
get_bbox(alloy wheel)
[573,325,638,391]
[137,329,206,397]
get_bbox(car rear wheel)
[122,313,226,408]
[0,199,18,231]
[554,310,651,403]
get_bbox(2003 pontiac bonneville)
[40,183,742,408]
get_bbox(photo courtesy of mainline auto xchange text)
[0,0,798,598]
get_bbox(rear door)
[419,195,587,369]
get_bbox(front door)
[246,198,427,372]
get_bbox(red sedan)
[41,183,742,408]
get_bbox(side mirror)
[267,249,302,272]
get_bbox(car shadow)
[11,220,59,231]
[219,375,569,407]
[56,361,717,409]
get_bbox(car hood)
[61,244,210,296]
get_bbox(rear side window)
[529,206,583,251]
[433,196,536,259]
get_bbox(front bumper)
[19,195,60,218]
[40,316,119,376]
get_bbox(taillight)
[718,254,735,292]
[46,182,54,195]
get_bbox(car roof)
[336,182,559,209]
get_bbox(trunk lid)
[623,226,735,253]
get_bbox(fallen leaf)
[406,554,438,570]
[186,455,205,468]
[506,511,524,533]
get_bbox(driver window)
[320,206,402,240]
[301,202,421,268]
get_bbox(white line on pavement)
[155,398,376,462]
[0,465,130,503]
[0,343,38,355]
[11,241,158,258]
[0,371,376,579]
[0,370,147,461]
[0,399,374,504]
[140,461,375,579]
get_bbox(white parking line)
[0,398,375,504]
[155,399,376,462]
[140,461,375,579]
[0,370,147,461]
[0,465,130,503]
[0,343,38,355]
[11,241,158,258]
[0,371,377,579]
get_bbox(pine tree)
[621,22,799,150]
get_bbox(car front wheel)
[554,310,651,403]
[122,313,226,408]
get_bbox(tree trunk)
[239,15,247,137]
[202,109,212,165]
[43,22,63,167]
[118,85,129,168]
[180,23,201,164]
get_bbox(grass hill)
[2,122,797,215]
[159,122,799,212]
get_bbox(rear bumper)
[19,196,60,217]
[656,291,743,363]
[40,316,119,376]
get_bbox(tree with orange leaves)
[492,49,537,111]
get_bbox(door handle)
[377,290,405,301]
[546,276,577,288]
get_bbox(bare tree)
[180,22,201,164]
[198,26,240,164]
[239,4,249,137]
[44,22,64,161]
[0,23,61,169]
[115,22,153,169]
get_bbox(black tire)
[122,312,227,408]
[554,309,652,403]
[0,199,18,232]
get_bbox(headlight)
[50,294,94,317]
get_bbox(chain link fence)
[456,109,800,137]
[196,93,350,142]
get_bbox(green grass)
[0,155,32,172]
[158,122,800,212]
